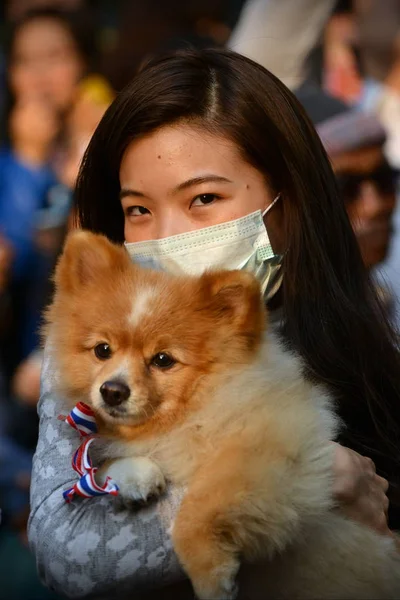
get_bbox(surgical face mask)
[125,195,283,300]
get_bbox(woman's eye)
[126,206,151,217]
[94,343,112,360]
[191,194,219,207]
[150,352,176,369]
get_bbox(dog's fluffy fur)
[44,231,400,599]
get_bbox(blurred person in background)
[0,7,93,363]
[322,0,400,168]
[322,1,400,333]
[297,86,399,327]
[297,86,395,269]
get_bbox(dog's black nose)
[100,381,130,407]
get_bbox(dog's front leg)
[171,437,312,600]
[97,456,166,506]
[173,489,240,600]
[171,448,246,600]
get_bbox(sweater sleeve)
[28,345,186,599]
[228,0,336,89]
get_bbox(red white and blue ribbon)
[62,402,119,503]
[65,402,98,437]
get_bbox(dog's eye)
[94,343,112,360]
[151,352,175,369]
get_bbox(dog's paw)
[102,456,166,508]
[193,558,239,600]
[195,577,239,600]
[118,473,166,508]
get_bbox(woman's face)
[10,17,84,111]
[120,123,283,250]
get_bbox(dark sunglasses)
[335,162,398,203]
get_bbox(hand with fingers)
[332,443,394,539]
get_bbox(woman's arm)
[28,346,185,599]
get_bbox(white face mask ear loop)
[262,193,281,218]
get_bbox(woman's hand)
[332,442,391,536]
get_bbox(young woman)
[29,49,400,599]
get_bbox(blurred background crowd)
[0,0,399,598]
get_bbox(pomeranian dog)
[44,231,400,600]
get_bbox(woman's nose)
[155,213,196,239]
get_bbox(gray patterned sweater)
[28,348,191,599]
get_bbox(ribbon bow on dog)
[62,402,119,503]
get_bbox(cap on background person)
[296,84,396,271]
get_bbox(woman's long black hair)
[74,48,400,499]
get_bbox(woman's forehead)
[119,123,261,189]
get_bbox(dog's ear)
[203,270,265,329]
[54,230,132,293]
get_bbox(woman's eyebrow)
[120,188,145,200]
[119,175,233,201]
[173,175,233,193]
